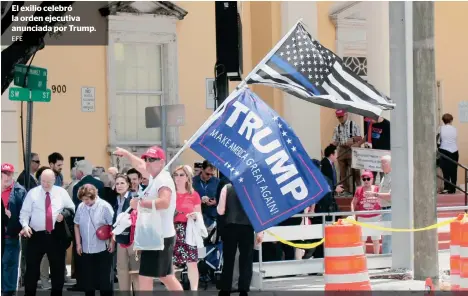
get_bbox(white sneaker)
[40,279,51,290]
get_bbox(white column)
[389,1,414,270]
[366,1,391,120]
[281,1,321,159]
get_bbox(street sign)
[31,89,51,102]
[14,64,47,90]
[9,87,30,101]
[8,87,51,102]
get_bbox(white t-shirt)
[439,125,458,153]
[141,169,176,238]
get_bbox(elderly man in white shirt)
[19,169,75,296]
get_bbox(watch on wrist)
[374,192,379,197]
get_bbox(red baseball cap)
[141,146,166,160]
[1,163,15,173]
[361,171,374,179]
[336,109,346,117]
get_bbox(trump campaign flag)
[246,21,395,119]
[190,87,331,232]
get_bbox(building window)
[343,56,367,77]
[107,14,179,147]
[114,43,164,143]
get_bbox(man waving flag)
[190,87,331,232]
[246,21,395,119]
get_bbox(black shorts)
[139,236,176,278]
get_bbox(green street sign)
[13,64,47,90]
[31,89,51,102]
[8,87,52,102]
[9,87,30,101]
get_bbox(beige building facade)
[1,1,466,187]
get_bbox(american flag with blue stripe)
[246,22,395,119]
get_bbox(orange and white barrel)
[450,214,464,291]
[324,219,371,291]
[458,219,468,291]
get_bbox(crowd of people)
[0,111,459,295]
[1,146,264,296]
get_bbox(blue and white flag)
[190,87,331,232]
[246,21,395,119]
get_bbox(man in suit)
[69,160,104,291]
[309,145,345,260]
[17,153,41,192]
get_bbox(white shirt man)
[19,169,75,294]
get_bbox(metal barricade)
[253,205,468,290]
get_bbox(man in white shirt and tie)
[19,169,75,296]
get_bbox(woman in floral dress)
[172,165,201,291]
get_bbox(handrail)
[438,150,468,171]
[436,150,467,207]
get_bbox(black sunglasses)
[32,160,40,164]
[145,157,161,163]
[173,173,186,177]
[362,178,371,181]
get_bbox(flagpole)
[164,19,303,170]
[164,86,245,169]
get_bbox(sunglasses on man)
[362,177,371,181]
[145,157,161,163]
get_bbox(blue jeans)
[381,212,392,254]
[2,238,20,292]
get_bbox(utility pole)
[412,1,438,281]
[389,1,414,270]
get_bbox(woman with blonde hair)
[171,165,201,291]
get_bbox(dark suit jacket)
[112,192,133,224]
[72,175,105,208]
[16,170,39,192]
[320,157,336,189]
[53,208,75,250]
[2,202,7,258]
[315,157,339,215]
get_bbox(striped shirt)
[74,197,114,254]
[332,120,361,146]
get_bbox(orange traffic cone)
[450,214,465,291]
[324,219,371,291]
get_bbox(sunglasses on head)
[362,177,371,181]
[145,157,161,163]
[173,173,186,177]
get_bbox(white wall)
[281,1,322,159]
[365,1,391,120]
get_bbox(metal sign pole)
[24,101,33,189]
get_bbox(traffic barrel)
[324,219,371,291]
[450,214,465,291]
[459,218,468,291]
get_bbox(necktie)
[45,192,53,232]
[332,164,337,187]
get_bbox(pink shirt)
[354,185,381,218]
[174,191,201,223]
